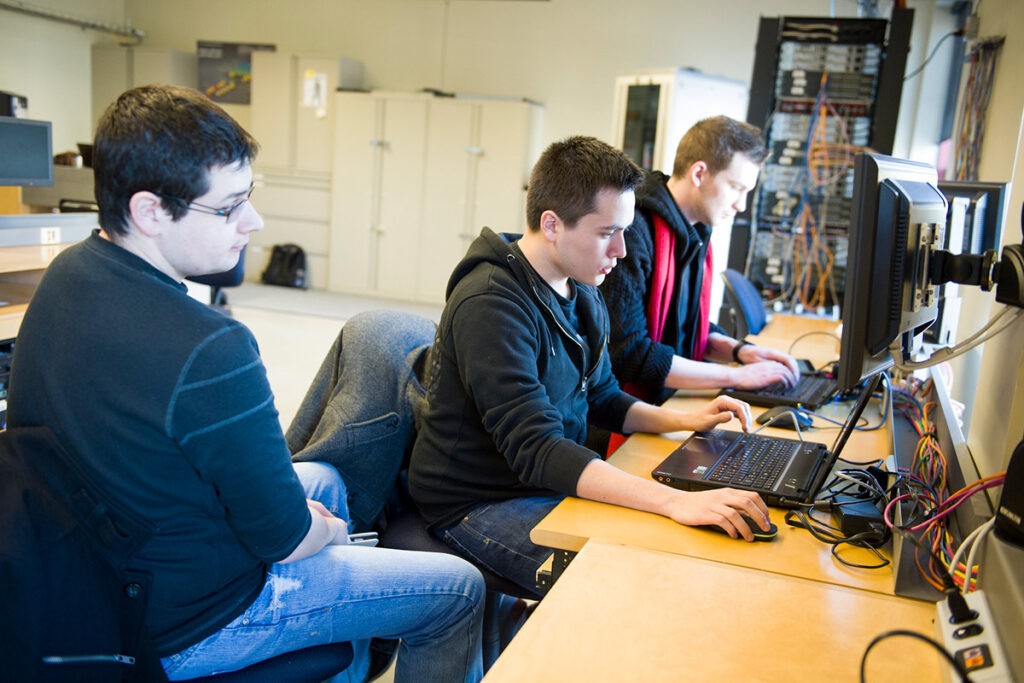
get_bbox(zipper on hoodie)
[506,251,605,393]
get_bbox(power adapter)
[834,495,888,545]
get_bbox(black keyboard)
[707,435,795,490]
[759,375,837,404]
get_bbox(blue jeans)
[439,496,565,598]
[161,462,485,682]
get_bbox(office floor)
[228,283,441,682]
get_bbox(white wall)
[4,0,960,159]
[117,0,845,146]
[0,0,125,153]
[956,0,1024,478]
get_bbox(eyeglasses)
[155,183,255,223]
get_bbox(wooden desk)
[749,312,842,367]
[531,314,900,595]
[486,540,942,682]
[0,242,72,339]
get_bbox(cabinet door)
[328,92,378,293]
[294,56,339,173]
[374,97,428,299]
[418,99,476,303]
[251,52,295,170]
[474,101,539,236]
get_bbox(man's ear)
[539,209,563,243]
[689,160,710,187]
[128,191,169,238]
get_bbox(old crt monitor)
[837,152,948,390]
[0,116,53,187]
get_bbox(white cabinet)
[328,91,542,303]
[248,52,364,287]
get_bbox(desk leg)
[536,549,577,593]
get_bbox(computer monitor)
[924,180,1008,345]
[0,116,53,187]
[836,152,949,391]
[937,180,1006,254]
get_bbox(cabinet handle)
[465,146,484,156]
[370,139,391,149]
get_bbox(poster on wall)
[197,41,276,104]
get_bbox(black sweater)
[599,171,725,405]
[409,229,638,530]
[8,233,310,655]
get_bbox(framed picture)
[197,41,276,104]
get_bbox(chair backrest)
[0,426,166,682]
[187,247,247,289]
[719,268,768,338]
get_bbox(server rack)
[728,9,914,313]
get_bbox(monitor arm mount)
[929,243,1024,309]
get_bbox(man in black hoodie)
[600,116,800,407]
[409,137,770,597]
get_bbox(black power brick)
[834,495,889,546]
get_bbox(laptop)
[652,375,876,508]
[719,359,839,410]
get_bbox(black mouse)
[701,515,778,541]
[756,406,812,431]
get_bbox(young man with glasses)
[8,85,484,682]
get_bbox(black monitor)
[0,116,53,187]
[837,152,949,391]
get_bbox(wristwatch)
[732,340,752,364]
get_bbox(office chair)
[719,268,768,339]
[186,248,247,310]
[182,641,354,683]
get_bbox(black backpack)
[0,427,166,682]
[261,244,309,289]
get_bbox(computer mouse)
[756,406,813,431]
[700,515,778,541]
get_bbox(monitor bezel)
[837,152,943,391]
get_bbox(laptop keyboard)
[707,434,795,490]
[759,375,837,405]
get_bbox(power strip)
[935,590,1012,681]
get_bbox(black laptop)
[719,359,839,410]
[652,377,873,508]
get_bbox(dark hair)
[93,85,259,236]
[526,136,643,231]
[671,115,768,178]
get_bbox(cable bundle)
[884,378,1006,591]
[953,36,1005,181]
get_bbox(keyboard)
[722,373,839,410]
[707,434,796,490]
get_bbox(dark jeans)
[438,496,564,598]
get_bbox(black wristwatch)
[732,340,752,364]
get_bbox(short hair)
[671,115,768,179]
[526,136,643,231]
[93,85,259,236]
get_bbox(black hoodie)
[599,170,725,404]
[409,228,638,530]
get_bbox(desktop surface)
[485,540,942,682]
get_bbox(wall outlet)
[935,590,1011,682]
